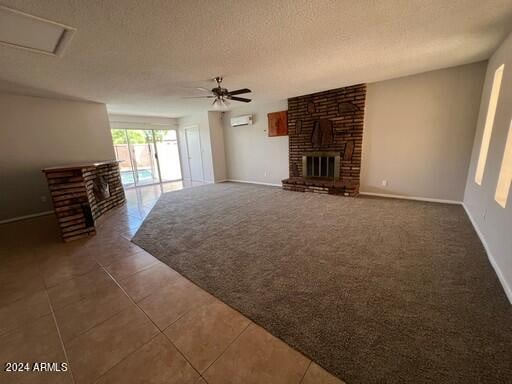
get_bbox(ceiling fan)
[185,77,251,109]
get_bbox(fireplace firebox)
[302,152,340,180]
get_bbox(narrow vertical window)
[475,64,504,185]
[495,121,512,208]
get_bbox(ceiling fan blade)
[227,88,251,96]
[196,87,212,93]
[229,96,251,103]
[182,96,215,99]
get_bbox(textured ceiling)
[1,0,511,117]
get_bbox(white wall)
[208,111,227,182]
[463,32,512,302]
[0,93,114,221]
[223,100,289,185]
[361,62,487,201]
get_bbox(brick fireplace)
[42,160,125,242]
[282,84,366,195]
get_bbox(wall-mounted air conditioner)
[230,114,253,127]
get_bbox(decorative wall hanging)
[311,118,334,147]
[344,141,355,161]
[295,120,302,134]
[338,102,359,114]
[268,110,288,137]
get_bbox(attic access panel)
[0,5,75,56]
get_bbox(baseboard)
[0,210,54,225]
[359,191,462,205]
[225,179,282,187]
[184,177,208,182]
[462,204,512,304]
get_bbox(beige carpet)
[132,182,512,384]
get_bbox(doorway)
[111,128,182,188]
[184,126,204,182]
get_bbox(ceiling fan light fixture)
[188,76,251,110]
[212,97,229,110]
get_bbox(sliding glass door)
[127,129,160,186]
[111,128,182,188]
[112,129,136,188]
[154,130,182,182]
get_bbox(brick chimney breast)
[284,84,366,196]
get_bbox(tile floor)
[0,181,344,384]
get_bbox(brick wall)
[286,84,366,195]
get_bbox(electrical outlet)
[264,171,268,177]
[381,180,388,187]
[40,195,47,203]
